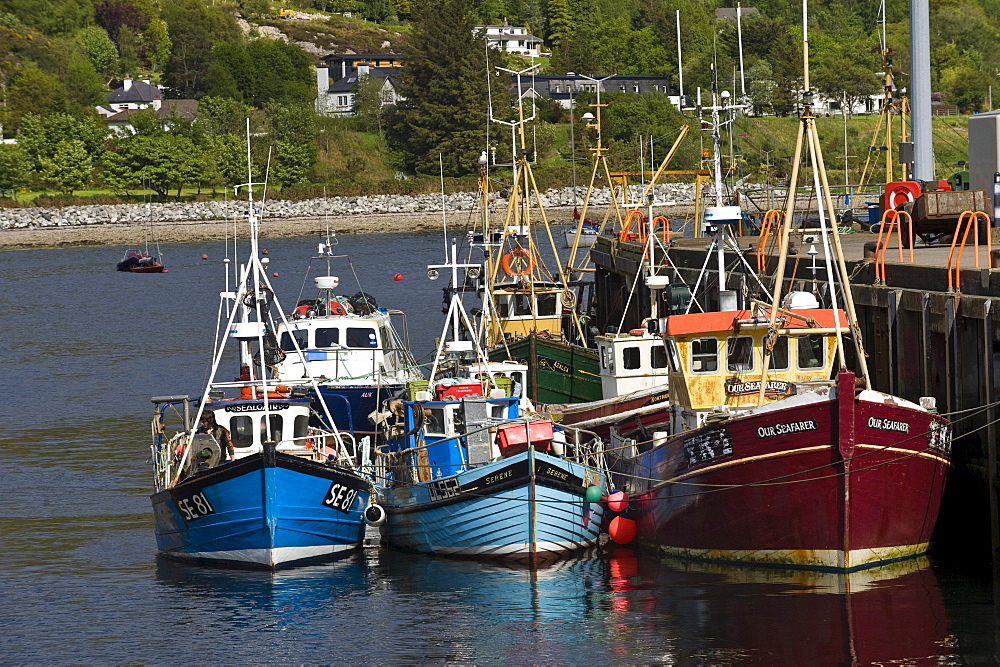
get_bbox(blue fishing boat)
[271,238,422,438]
[370,239,610,564]
[148,139,371,568]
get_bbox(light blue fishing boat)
[370,239,609,565]
[148,132,371,568]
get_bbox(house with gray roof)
[316,53,405,117]
[96,77,162,117]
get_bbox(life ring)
[884,181,921,210]
[501,249,534,277]
[329,301,347,316]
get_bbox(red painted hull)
[610,375,952,571]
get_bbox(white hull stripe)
[166,543,357,567]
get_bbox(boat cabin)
[383,391,521,483]
[595,329,671,398]
[489,282,565,342]
[203,397,318,457]
[656,304,845,432]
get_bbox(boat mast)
[756,0,872,405]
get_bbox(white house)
[96,77,162,117]
[315,53,405,117]
[475,25,542,58]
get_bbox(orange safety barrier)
[874,209,914,284]
[618,209,645,242]
[755,210,783,272]
[947,210,992,292]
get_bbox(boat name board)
[223,402,292,413]
[537,462,584,488]
[683,428,733,468]
[866,416,910,433]
[537,356,572,374]
[757,420,818,438]
[725,379,791,396]
[433,460,530,501]
[322,477,368,514]
[176,490,215,522]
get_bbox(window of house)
[622,346,641,370]
[797,335,826,369]
[691,338,719,373]
[727,336,754,372]
[230,416,254,448]
[633,84,640,93]
[346,327,378,348]
[315,327,339,347]
[337,95,349,106]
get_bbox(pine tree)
[387,0,490,176]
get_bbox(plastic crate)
[436,382,486,401]
[496,420,553,456]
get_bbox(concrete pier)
[589,231,1000,568]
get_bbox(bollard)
[864,241,878,259]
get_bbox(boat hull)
[489,335,601,404]
[564,229,597,248]
[377,450,606,564]
[151,450,369,569]
[610,383,952,571]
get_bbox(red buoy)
[607,490,628,513]
[272,272,279,277]
[608,516,637,544]
[393,273,403,281]
[201,254,208,260]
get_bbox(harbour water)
[2,232,999,663]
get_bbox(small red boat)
[116,249,165,273]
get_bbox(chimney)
[357,64,370,77]
[123,76,132,91]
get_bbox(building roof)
[320,52,404,64]
[106,78,162,105]
[104,99,198,124]
[327,68,400,93]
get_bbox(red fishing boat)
[605,4,951,571]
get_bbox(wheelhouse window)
[315,327,339,347]
[263,414,284,442]
[512,294,532,316]
[651,344,668,369]
[280,328,309,351]
[294,415,309,442]
[536,293,558,316]
[691,338,719,373]
[727,336,754,372]
[346,327,377,348]
[797,335,826,369]
[666,340,681,373]
[622,346,641,370]
[768,336,790,371]
[230,416,254,448]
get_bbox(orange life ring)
[329,301,347,316]
[501,249,534,277]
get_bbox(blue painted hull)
[313,383,406,435]
[377,450,606,563]
[151,450,370,568]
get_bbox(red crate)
[436,382,486,401]
[496,420,553,456]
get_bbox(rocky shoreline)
[0,183,701,250]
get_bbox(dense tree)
[2,0,94,36]
[213,39,315,107]
[353,75,391,135]
[161,0,241,99]
[387,0,490,176]
[103,133,202,199]
[0,145,31,196]
[76,26,121,77]
[39,139,92,194]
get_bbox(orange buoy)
[608,515,637,544]
[272,272,279,277]
[201,254,208,260]
[607,490,628,513]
